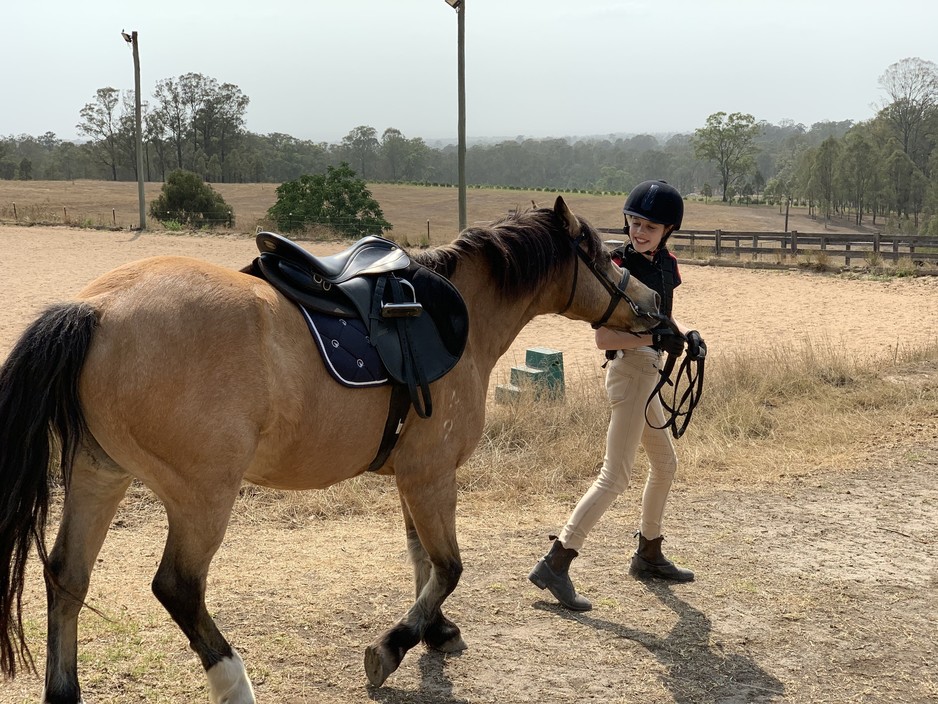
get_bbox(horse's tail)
[0,302,97,679]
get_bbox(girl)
[528,180,705,611]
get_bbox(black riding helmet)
[622,180,684,244]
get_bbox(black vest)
[618,244,681,318]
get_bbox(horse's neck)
[449,260,544,372]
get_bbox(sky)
[3,0,937,145]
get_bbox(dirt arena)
[0,225,936,703]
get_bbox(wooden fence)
[598,228,938,265]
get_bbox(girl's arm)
[595,319,699,351]
[595,327,653,351]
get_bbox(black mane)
[411,207,608,298]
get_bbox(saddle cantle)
[245,232,469,471]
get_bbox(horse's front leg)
[364,470,465,687]
[397,493,467,653]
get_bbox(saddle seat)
[257,231,410,284]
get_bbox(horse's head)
[552,196,660,333]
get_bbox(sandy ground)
[1,225,937,703]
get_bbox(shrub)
[149,170,234,229]
[267,163,391,238]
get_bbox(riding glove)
[652,329,685,356]
[686,330,707,360]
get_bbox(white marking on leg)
[206,649,256,704]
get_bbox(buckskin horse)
[0,196,659,703]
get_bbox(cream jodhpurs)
[558,348,677,552]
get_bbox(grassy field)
[0,179,864,244]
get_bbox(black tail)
[0,302,97,679]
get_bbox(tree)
[878,58,938,171]
[17,158,32,180]
[381,128,408,180]
[841,125,876,225]
[341,126,379,179]
[810,137,842,221]
[692,112,761,201]
[77,87,123,181]
[267,163,391,237]
[149,169,233,228]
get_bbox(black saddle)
[246,232,469,470]
[257,232,410,284]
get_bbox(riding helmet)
[623,180,684,230]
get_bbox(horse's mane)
[411,207,608,298]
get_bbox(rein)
[645,316,706,439]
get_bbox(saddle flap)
[360,265,469,387]
[256,231,410,284]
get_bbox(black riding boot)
[629,532,695,582]
[528,538,592,611]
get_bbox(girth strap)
[368,384,411,471]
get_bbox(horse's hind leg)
[152,490,255,704]
[398,494,466,653]
[44,441,132,704]
[364,471,465,687]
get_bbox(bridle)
[559,231,660,329]
[559,228,705,439]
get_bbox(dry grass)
[173,338,938,529]
[0,179,863,245]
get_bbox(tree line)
[1,58,936,234]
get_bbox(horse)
[0,196,659,703]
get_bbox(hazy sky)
[4,0,936,144]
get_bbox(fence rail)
[598,228,938,265]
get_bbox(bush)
[149,170,234,229]
[267,163,391,238]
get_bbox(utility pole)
[122,30,146,230]
[444,0,467,231]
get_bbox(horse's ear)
[553,196,580,237]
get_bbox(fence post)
[874,232,881,257]
[714,229,722,257]
[892,236,899,262]
[752,234,759,261]
[845,242,851,267]
[790,230,798,255]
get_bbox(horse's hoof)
[364,643,398,687]
[432,634,468,653]
[423,614,468,653]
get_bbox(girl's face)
[627,215,668,257]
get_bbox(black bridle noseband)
[559,232,658,329]
[560,230,705,439]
